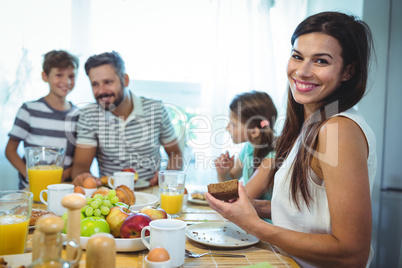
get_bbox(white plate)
[61,233,149,252]
[186,222,259,248]
[129,192,159,211]
[187,195,209,205]
[29,209,55,229]
[134,180,150,189]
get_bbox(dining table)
[1,184,299,268]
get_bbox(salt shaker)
[86,233,116,268]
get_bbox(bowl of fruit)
[61,190,168,252]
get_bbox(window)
[0,0,306,189]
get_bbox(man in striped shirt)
[72,51,183,186]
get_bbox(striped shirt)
[76,92,177,181]
[8,97,79,188]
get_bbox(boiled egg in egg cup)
[83,177,97,197]
[145,247,171,268]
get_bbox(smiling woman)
[205,11,377,268]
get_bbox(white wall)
[360,0,391,266]
[306,0,363,16]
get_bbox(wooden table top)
[1,185,299,268]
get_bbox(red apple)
[106,206,131,238]
[139,206,168,221]
[121,168,139,182]
[120,213,152,238]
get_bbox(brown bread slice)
[207,179,239,201]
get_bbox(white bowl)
[61,233,149,252]
[129,192,159,211]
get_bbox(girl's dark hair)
[268,12,374,210]
[42,50,79,75]
[230,90,277,171]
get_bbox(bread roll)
[91,187,110,198]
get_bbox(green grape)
[103,195,109,200]
[94,199,103,206]
[81,205,89,213]
[93,194,103,200]
[85,207,93,217]
[101,206,110,216]
[110,196,119,204]
[90,201,100,209]
[108,190,117,198]
[102,200,112,208]
[94,208,101,217]
[86,197,92,205]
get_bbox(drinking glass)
[0,190,33,255]
[25,147,66,203]
[158,171,186,218]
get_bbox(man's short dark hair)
[84,51,126,84]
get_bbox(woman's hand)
[205,182,260,231]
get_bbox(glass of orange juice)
[158,171,186,218]
[25,147,66,203]
[0,190,33,255]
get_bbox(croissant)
[91,186,135,206]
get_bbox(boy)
[5,50,79,189]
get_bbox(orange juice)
[0,215,29,255]
[28,165,63,202]
[160,193,184,215]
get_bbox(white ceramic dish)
[29,209,55,230]
[61,233,149,252]
[129,192,159,211]
[135,180,151,189]
[186,222,259,248]
[187,195,208,205]
[84,187,96,197]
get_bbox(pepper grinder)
[28,215,81,268]
[31,227,42,262]
[61,193,86,267]
[86,233,116,268]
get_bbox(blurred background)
[0,0,400,267]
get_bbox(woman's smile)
[292,78,319,93]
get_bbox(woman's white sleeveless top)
[271,108,377,267]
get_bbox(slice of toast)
[207,179,239,201]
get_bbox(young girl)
[215,91,277,201]
[206,12,376,268]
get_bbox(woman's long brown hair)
[267,12,374,210]
[230,91,277,173]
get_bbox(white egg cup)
[144,255,171,268]
[83,188,96,197]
